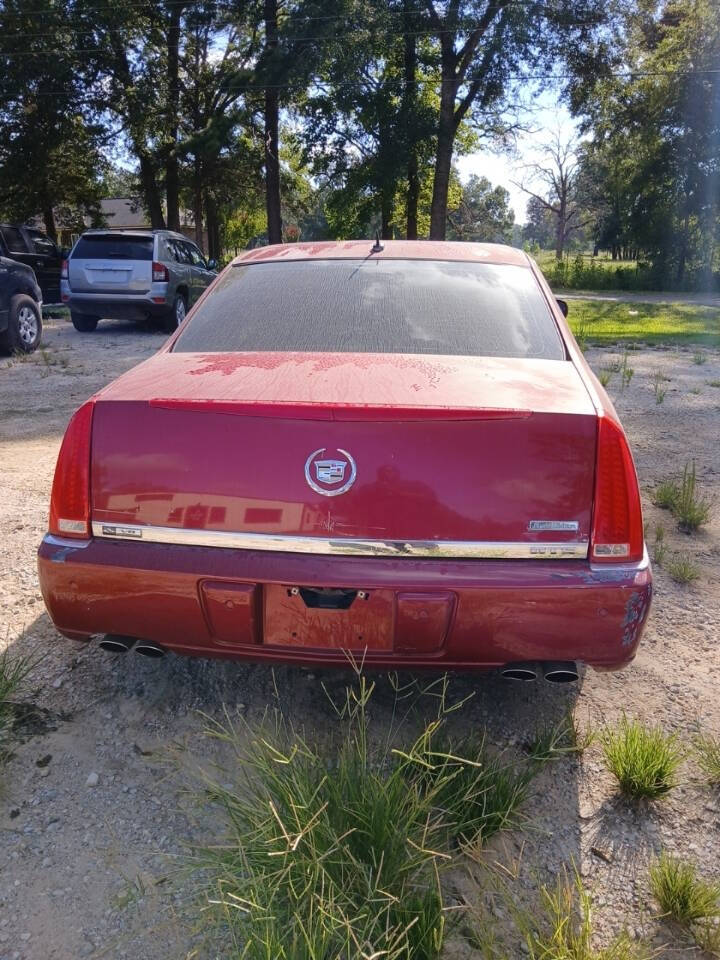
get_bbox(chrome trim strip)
[91,522,588,559]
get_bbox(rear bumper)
[66,292,169,321]
[37,536,652,670]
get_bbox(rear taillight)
[49,402,94,538]
[590,416,644,563]
[152,261,169,282]
[60,259,68,280]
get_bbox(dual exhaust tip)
[501,661,579,684]
[98,635,165,658]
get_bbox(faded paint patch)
[621,587,652,648]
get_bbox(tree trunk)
[42,199,57,242]
[429,80,456,240]
[193,156,204,249]
[381,189,394,240]
[139,154,166,228]
[165,1,184,232]
[403,0,419,239]
[554,200,566,260]
[205,192,220,261]
[264,0,282,244]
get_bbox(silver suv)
[62,229,217,333]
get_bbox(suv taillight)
[49,402,94,538]
[152,261,169,282]
[60,259,68,280]
[590,416,644,563]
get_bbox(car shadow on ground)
[4,607,587,955]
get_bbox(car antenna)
[371,231,384,253]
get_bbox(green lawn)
[567,299,720,347]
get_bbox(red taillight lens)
[152,261,169,282]
[49,402,94,538]
[60,259,68,280]
[590,416,644,563]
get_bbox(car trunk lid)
[68,233,153,294]
[90,352,596,552]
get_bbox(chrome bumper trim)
[91,522,588,560]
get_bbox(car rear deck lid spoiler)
[147,398,534,421]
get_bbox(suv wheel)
[70,311,99,332]
[163,293,186,333]
[0,294,42,354]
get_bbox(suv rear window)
[72,234,153,260]
[173,259,565,360]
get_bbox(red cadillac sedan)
[38,241,651,681]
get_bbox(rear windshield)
[72,234,153,260]
[173,259,565,360]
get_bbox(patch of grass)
[649,853,720,926]
[575,323,589,353]
[526,711,595,763]
[0,649,35,765]
[654,479,680,510]
[693,351,708,365]
[652,525,667,566]
[708,379,720,388]
[465,865,649,959]
[654,461,711,532]
[666,553,700,584]
[598,368,613,387]
[674,461,711,532]
[194,676,538,958]
[619,350,634,390]
[528,871,649,960]
[694,733,720,785]
[565,300,720,347]
[601,715,682,800]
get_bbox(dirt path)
[1,318,719,958]
[557,289,720,307]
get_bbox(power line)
[5,65,720,99]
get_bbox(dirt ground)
[1,316,719,959]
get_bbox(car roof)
[79,229,189,240]
[234,240,530,267]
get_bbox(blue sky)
[456,94,578,224]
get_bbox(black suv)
[0,256,43,353]
[0,224,64,303]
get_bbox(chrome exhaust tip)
[134,641,166,659]
[542,661,579,684]
[98,635,136,653]
[501,663,538,682]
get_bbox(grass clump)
[695,733,720,785]
[528,872,648,960]
[195,676,537,958]
[649,853,720,927]
[526,711,595,764]
[601,715,682,800]
[665,553,700,584]
[651,525,666,566]
[0,649,35,766]
[651,370,668,403]
[465,866,649,959]
[653,460,711,532]
[692,351,708,365]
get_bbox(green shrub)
[666,553,700,584]
[674,461,711,532]
[650,853,720,925]
[694,733,720,785]
[601,716,682,800]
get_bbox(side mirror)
[206,259,217,271]
[556,298,568,317]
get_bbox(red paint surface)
[38,538,652,669]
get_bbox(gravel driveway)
[1,317,718,958]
